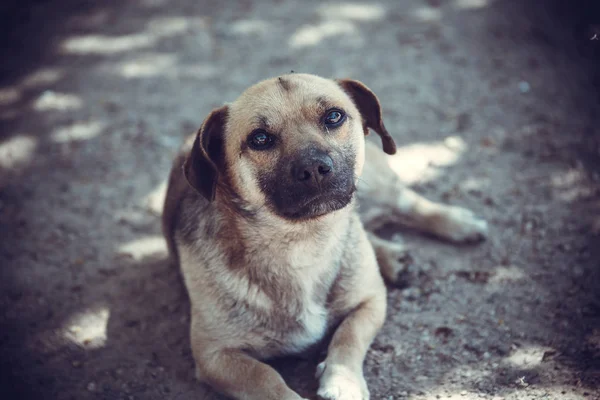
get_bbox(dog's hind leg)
[387,186,487,242]
[359,141,487,243]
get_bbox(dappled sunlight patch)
[289,2,384,49]
[108,53,217,80]
[557,186,597,202]
[142,180,167,215]
[551,168,586,189]
[33,91,83,111]
[0,87,22,106]
[229,19,270,36]
[386,136,467,185]
[551,168,597,202]
[64,306,110,349]
[488,265,527,284]
[51,121,105,143]
[62,33,156,54]
[61,16,203,55]
[0,135,38,169]
[289,20,357,48]
[454,0,491,10]
[412,6,443,22]
[118,235,167,261]
[117,53,178,78]
[317,2,386,21]
[504,344,555,368]
[460,176,491,193]
[20,67,65,89]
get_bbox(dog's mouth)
[279,188,355,220]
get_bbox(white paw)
[316,362,369,400]
[439,206,488,243]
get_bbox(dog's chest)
[222,227,346,357]
[257,242,340,355]
[279,285,329,354]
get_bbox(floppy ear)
[183,106,228,201]
[336,79,397,155]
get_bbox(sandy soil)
[1,0,599,399]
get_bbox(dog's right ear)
[183,106,228,201]
[336,79,397,155]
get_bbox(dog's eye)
[248,130,275,150]
[324,109,346,127]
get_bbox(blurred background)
[1,0,599,399]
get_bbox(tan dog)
[162,73,487,400]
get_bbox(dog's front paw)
[316,362,369,400]
[435,206,488,243]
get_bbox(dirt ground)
[1,0,600,399]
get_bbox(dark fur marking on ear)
[336,79,397,155]
[183,106,229,201]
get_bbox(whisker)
[356,177,371,188]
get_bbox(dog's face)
[184,73,396,221]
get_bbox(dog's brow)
[253,115,270,129]
[316,97,336,111]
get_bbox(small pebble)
[518,81,530,93]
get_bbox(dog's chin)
[278,191,355,221]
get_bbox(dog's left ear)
[336,79,397,155]
[183,106,228,201]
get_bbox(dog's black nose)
[291,150,334,186]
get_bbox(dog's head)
[183,73,396,221]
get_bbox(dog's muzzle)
[265,148,355,220]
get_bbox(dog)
[161,73,487,400]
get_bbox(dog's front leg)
[317,294,386,400]
[193,342,306,400]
